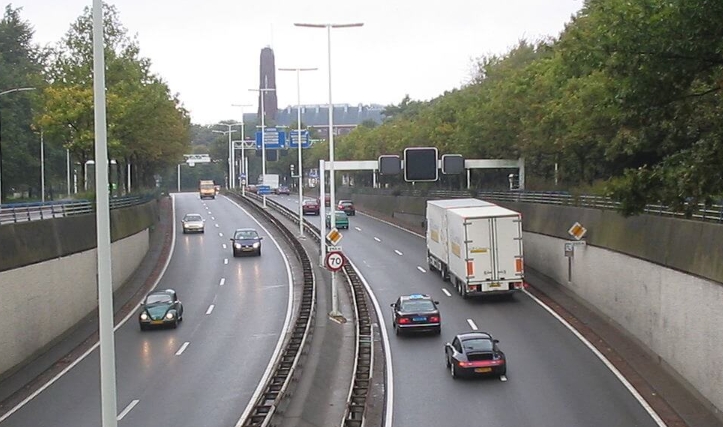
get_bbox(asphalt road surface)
[273,194,661,427]
[0,193,293,427]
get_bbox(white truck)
[426,199,524,298]
[258,174,280,191]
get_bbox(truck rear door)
[490,215,523,284]
[464,218,495,282]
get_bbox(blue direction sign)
[255,128,286,149]
[288,130,311,149]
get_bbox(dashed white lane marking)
[417,266,426,273]
[211,216,215,220]
[224,259,229,265]
[215,224,219,228]
[500,375,508,382]
[175,342,190,356]
[206,305,215,315]
[222,244,227,249]
[117,399,139,420]
[374,237,381,242]
[354,226,362,231]
[442,288,452,297]
[219,278,226,286]
[394,250,403,256]
[467,319,478,330]
[208,211,212,214]
[219,232,223,237]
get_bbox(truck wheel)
[440,266,449,282]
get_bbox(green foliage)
[332,0,723,216]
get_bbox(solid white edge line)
[116,399,139,420]
[358,211,424,239]
[357,208,666,427]
[219,278,226,286]
[442,288,452,297]
[523,289,667,427]
[0,194,180,424]
[345,258,394,427]
[416,266,426,273]
[466,319,478,330]
[206,305,215,315]
[230,198,295,427]
[394,250,403,256]
[175,342,190,356]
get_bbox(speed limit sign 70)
[325,251,345,272]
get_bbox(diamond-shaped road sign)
[326,228,343,245]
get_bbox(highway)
[272,194,661,427]
[0,193,294,427]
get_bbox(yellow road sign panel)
[326,228,343,245]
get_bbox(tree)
[0,5,44,200]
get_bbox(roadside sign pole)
[320,159,327,267]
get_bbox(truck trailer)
[426,200,524,298]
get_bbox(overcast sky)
[10,0,583,125]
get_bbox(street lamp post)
[40,130,45,203]
[279,66,317,237]
[249,79,276,208]
[0,86,36,206]
[295,22,363,317]
[212,123,240,189]
[231,103,252,193]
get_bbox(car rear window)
[401,300,436,312]
[462,338,493,352]
[185,215,202,221]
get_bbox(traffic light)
[378,155,401,175]
[441,154,465,174]
[403,147,438,182]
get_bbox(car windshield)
[462,338,493,352]
[146,294,172,305]
[184,215,202,222]
[234,230,258,239]
[401,300,436,312]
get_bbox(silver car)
[182,213,205,234]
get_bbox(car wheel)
[201,228,205,233]
[445,353,451,368]
[435,327,442,335]
[257,248,262,256]
[395,325,400,336]
[172,319,178,329]
[140,324,147,331]
[233,250,238,257]
[450,362,458,379]
[182,229,187,234]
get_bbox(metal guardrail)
[0,195,154,225]
[231,193,316,427]
[242,192,374,427]
[349,188,723,222]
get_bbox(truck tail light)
[515,258,523,273]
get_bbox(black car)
[139,289,184,330]
[231,228,263,256]
[445,331,507,379]
[390,294,441,335]
[337,200,355,216]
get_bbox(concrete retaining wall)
[338,189,723,414]
[0,230,148,375]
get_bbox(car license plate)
[412,317,426,322]
[490,282,501,288]
[151,320,163,325]
[242,247,253,251]
[475,367,492,373]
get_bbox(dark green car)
[326,210,349,229]
[139,289,184,330]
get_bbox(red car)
[302,199,320,215]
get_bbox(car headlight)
[234,243,241,249]
[140,312,149,321]
[166,312,174,319]
[252,242,260,248]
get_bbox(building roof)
[243,104,385,127]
